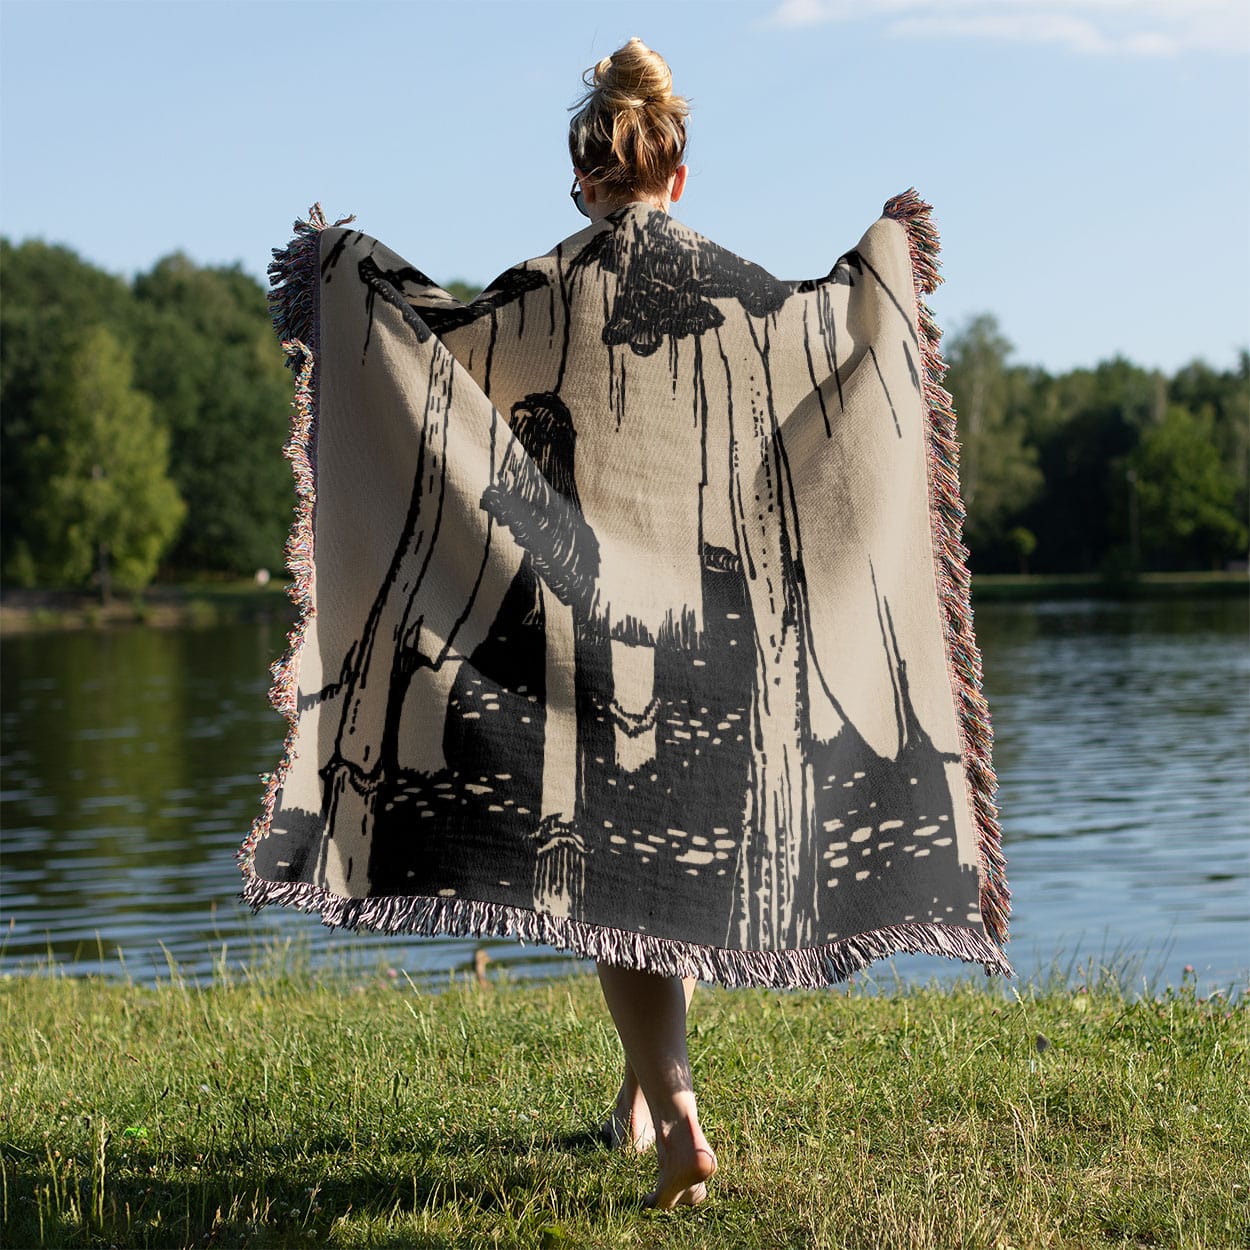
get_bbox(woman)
[566,40,718,1207]
[242,37,1010,1213]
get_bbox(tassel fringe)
[238,205,351,890]
[883,188,1011,948]
[239,198,1012,987]
[239,870,1013,987]
[266,203,355,360]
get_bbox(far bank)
[1,571,1245,635]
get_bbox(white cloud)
[766,0,1250,57]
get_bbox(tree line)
[1,239,1245,595]
[945,315,1247,575]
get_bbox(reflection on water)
[2,597,1246,991]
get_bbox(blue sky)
[2,0,1247,374]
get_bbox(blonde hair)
[568,38,688,198]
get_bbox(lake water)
[2,597,1247,994]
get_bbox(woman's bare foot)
[644,1115,717,1209]
[594,966,711,1207]
[601,1074,655,1151]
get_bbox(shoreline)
[0,582,293,634]
[968,569,1248,602]
[2,571,1246,635]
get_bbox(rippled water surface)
[2,597,1246,991]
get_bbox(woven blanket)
[239,191,1011,987]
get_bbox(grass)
[1,960,1246,1250]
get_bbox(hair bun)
[595,36,673,109]
[569,38,689,197]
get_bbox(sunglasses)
[570,176,589,218]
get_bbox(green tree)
[1,239,139,581]
[1006,526,1037,574]
[1169,353,1250,534]
[1129,405,1246,570]
[25,327,185,596]
[131,256,293,574]
[444,279,482,303]
[1021,357,1162,573]
[943,315,1043,562]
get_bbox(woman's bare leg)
[596,964,716,1208]
[602,977,696,1151]
[602,1058,655,1151]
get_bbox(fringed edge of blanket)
[238,206,351,891]
[266,203,355,357]
[239,199,1013,989]
[883,188,1011,949]
[240,871,1013,987]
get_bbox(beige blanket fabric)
[239,192,1011,986]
